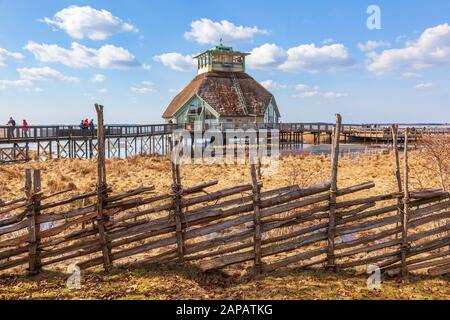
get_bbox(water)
[281,143,388,156]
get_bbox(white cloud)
[184,18,269,45]
[42,5,138,40]
[294,84,319,97]
[24,87,43,93]
[322,38,335,45]
[357,40,390,53]
[294,84,348,98]
[280,43,354,73]
[295,84,319,92]
[25,41,139,69]
[17,67,79,82]
[0,48,24,67]
[130,81,156,94]
[142,64,152,70]
[367,24,450,74]
[1,67,78,90]
[322,91,349,98]
[401,72,421,79]
[153,53,196,72]
[247,43,287,70]
[260,80,288,90]
[295,90,320,98]
[90,74,106,82]
[396,35,408,44]
[415,82,434,89]
[0,79,33,89]
[158,41,354,74]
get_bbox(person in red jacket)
[22,119,29,138]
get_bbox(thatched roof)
[163,71,274,119]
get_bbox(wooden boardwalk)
[0,123,449,162]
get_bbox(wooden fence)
[1,109,450,279]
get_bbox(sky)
[0,0,449,124]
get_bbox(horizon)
[1,0,450,124]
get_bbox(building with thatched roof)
[162,45,280,126]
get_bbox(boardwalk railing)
[1,123,449,142]
[0,146,29,163]
[0,124,178,142]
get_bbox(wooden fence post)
[256,155,262,180]
[26,169,42,275]
[401,128,410,279]
[250,162,263,273]
[170,138,185,262]
[95,104,112,271]
[391,125,403,241]
[327,114,342,270]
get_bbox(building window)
[265,103,278,123]
[205,109,216,120]
[188,104,198,115]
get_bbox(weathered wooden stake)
[256,155,262,180]
[327,114,342,270]
[250,162,263,273]
[26,169,42,275]
[170,137,185,262]
[401,128,410,279]
[391,125,403,241]
[95,104,112,271]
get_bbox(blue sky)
[0,0,449,124]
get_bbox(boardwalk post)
[250,162,263,273]
[170,138,185,262]
[401,128,410,279]
[26,169,42,275]
[94,104,112,271]
[391,125,403,241]
[327,114,342,270]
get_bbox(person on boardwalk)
[22,119,29,138]
[6,117,16,139]
[88,119,95,136]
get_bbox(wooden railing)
[0,124,178,141]
[0,123,449,142]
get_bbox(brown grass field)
[0,151,449,300]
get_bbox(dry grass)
[1,151,442,203]
[0,265,449,300]
[0,151,448,300]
